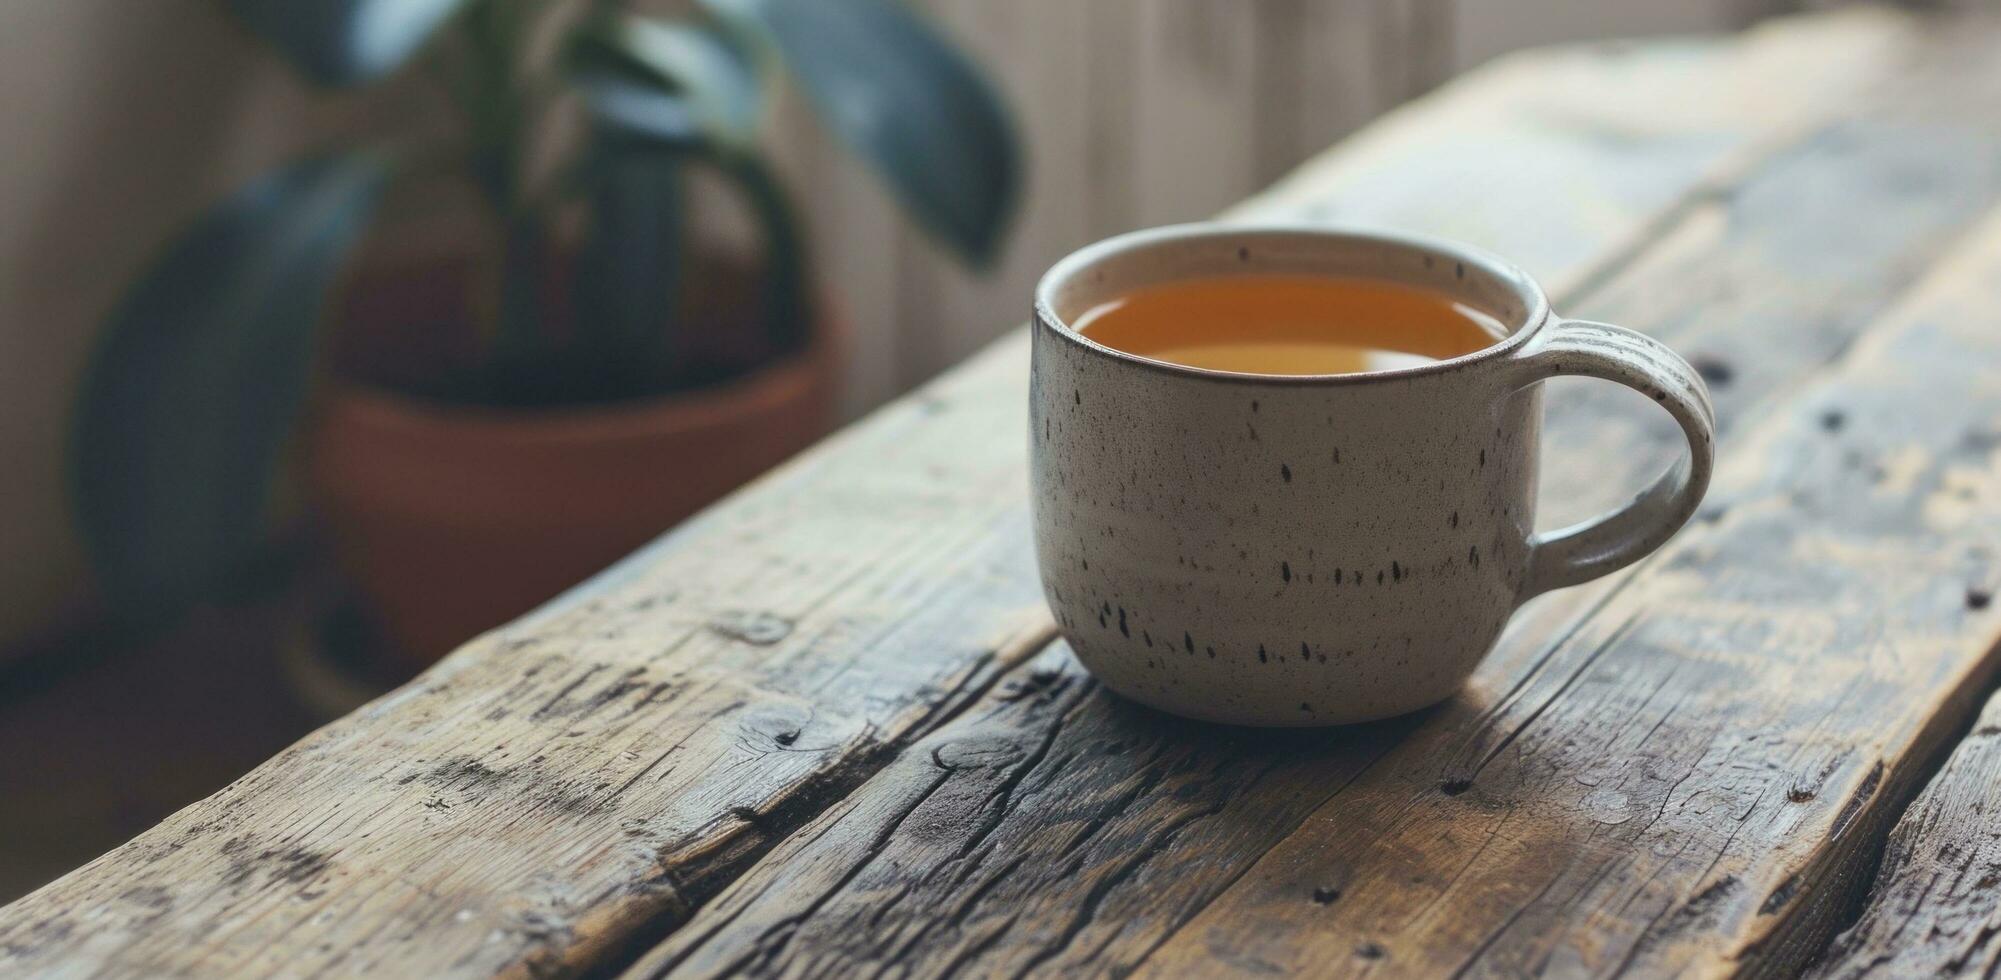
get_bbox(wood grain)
[1233,7,1917,280]
[1806,689,2001,979]
[0,10,1940,979]
[619,30,2001,978]
[0,342,1055,977]
[1140,206,2001,980]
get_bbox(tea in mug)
[1073,274,1503,375]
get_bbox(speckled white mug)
[1031,225,1715,726]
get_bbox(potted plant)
[69,0,1019,668]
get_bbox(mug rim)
[1033,222,1552,386]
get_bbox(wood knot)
[709,611,794,646]
[1311,887,1341,905]
[1439,778,1472,797]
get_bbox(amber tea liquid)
[1073,274,1503,375]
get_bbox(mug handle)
[1508,318,1717,601]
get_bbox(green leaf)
[578,94,811,370]
[700,0,1019,263]
[568,16,763,149]
[715,150,811,357]
[71,151,389,608]
[226,0,473,85]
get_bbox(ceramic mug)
[1030,224,1715,726]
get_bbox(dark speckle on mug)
[1257,645,1268,664]
[1118,607,1129,637]
[1185,632,1195,653]
[1281,463,1292,482]
[1281,561,1292,583]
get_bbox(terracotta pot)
[306,310,839,671]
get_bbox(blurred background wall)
[0,0,1779,654]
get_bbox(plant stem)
[460,2,521,212]
[494,211,546,361]
[455,0,573,372]
[718,152,811,356]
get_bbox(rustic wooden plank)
[0,346,1055,977]
[626,646,1418,979]
[616,28,2001,978]
[1140,204,2001,978]
[1177,29,2001,977]
[1806,689,2001,979]
[0,11,1924,978]
[636,191,2001,980]
[1236,6,1917,282]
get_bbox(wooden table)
[13,8,2001,977]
